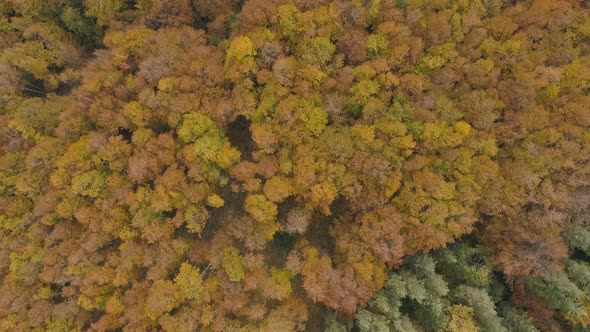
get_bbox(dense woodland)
[0,0,589,331]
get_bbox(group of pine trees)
[0,0,589,330]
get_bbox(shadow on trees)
[226,115,256,160]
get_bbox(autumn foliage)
[0,0,589,331]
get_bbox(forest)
[0,0,589,331]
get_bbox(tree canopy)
[0,0,589,330]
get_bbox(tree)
[525,272,589,326]
[84,0,126,26]
[177,113,219,144]
[263,175,292,203]
[174,263,203,301]
[453,286,507,332]
[222,246,246,282]
[445,305,479,332]
[337,29,368,64]
[501,307,540,332]
[436,244,493,288]
[145,279,180,320]
[296,98,329,137]
[244,194,278,224]
[59,6,103,48]
[366,34,388,58]
[184,205,209,235]
[10,96,71,141]
[564,226,590,256]
[299,37,335,68]
[283,207,312,234]
[277,4,301,40]
[70,170,106,198]
[225,35,257,81]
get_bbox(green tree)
[453,286,506,332]
[436,244,493,288]
[564,226,590,256]
[526,273,586,319]
[222,246,246,282]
